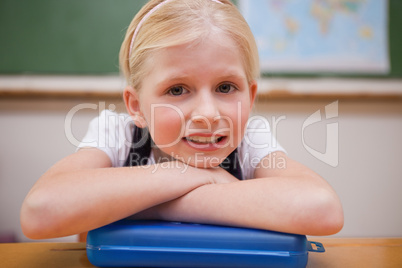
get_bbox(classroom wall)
[1,97,401,242]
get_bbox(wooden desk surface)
[1,238,401,268]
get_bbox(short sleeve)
[77,110,135,167]
[238,116,287,180]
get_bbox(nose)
[190,90,220,126]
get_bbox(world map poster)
[239,0,389,74]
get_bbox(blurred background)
[1,0,401,242]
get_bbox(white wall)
[1,97,401,242]
[254,100,402,238]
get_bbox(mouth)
[185,135,225,144]
[182,134,228,151]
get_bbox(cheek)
[228,98,252,128]
[240,102,252,129]
[145,106,185,145]
[220,99,252,146]
[237,103,252,142]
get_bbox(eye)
[217,83,236,94]
[167,86,188,96]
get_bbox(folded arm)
[133,152,344,236]
[20,148,230,239]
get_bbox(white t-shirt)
[77,110,286,180]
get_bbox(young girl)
[21,0,343,239]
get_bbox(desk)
[1,239,401,268]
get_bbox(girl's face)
[128,33,257,168]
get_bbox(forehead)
[142,33,247,83]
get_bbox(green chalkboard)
[0,0,147,74]
[0,0,400,77]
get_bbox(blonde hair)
[119,0,259,90]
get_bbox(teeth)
[186,136,221,144]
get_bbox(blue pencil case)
[86,219,324,268]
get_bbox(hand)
[204,166,239,184]
[173,160,239,185]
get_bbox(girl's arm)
[20,148,232,239]
[133,152,344,236]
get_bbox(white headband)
[128,0,223,57]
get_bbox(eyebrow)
[155,74,188,89]
[218,73,247,81]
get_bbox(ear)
[123,86,148,128]
[248,80,258,109]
